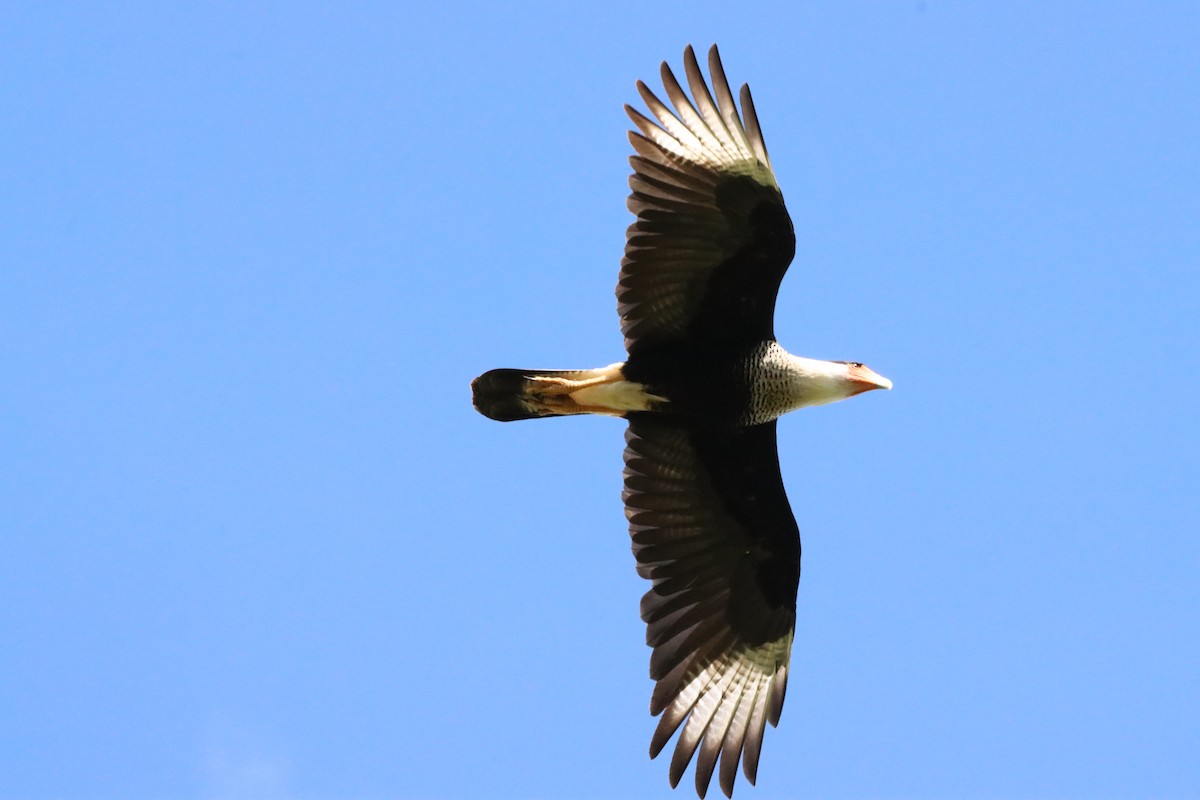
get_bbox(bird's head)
[841,361,893,397]
[783,355,892,409]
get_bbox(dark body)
[622,342,758,423]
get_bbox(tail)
[471,364,661,422]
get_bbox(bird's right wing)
[619,45,796,355]
[623,414,799,798]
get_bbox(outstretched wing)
[619,45,796,355]
[623,414,799,798]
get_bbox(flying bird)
[471,45,891,797]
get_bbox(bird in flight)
[472,45,891,797]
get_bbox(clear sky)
[2,3,1198,799]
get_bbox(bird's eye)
[851,362,864,369]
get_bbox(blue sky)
[2,3,1198,798]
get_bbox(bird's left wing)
[618,45,796,355]
[623,414,799,798]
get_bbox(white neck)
[744,344,877,425]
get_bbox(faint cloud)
[200,712,294,800]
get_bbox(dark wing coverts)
[619,45,796,353]
[619,47,800,797]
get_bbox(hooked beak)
[848,364,892,395]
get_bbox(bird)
[471,45,891,797]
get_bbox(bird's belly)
[622,344,757,424]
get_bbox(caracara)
[471,45,891,797]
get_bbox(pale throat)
[743,343,857,425]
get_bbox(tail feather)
[470,369,543,421]
[471,368,596,421]
[472,364,658,422]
